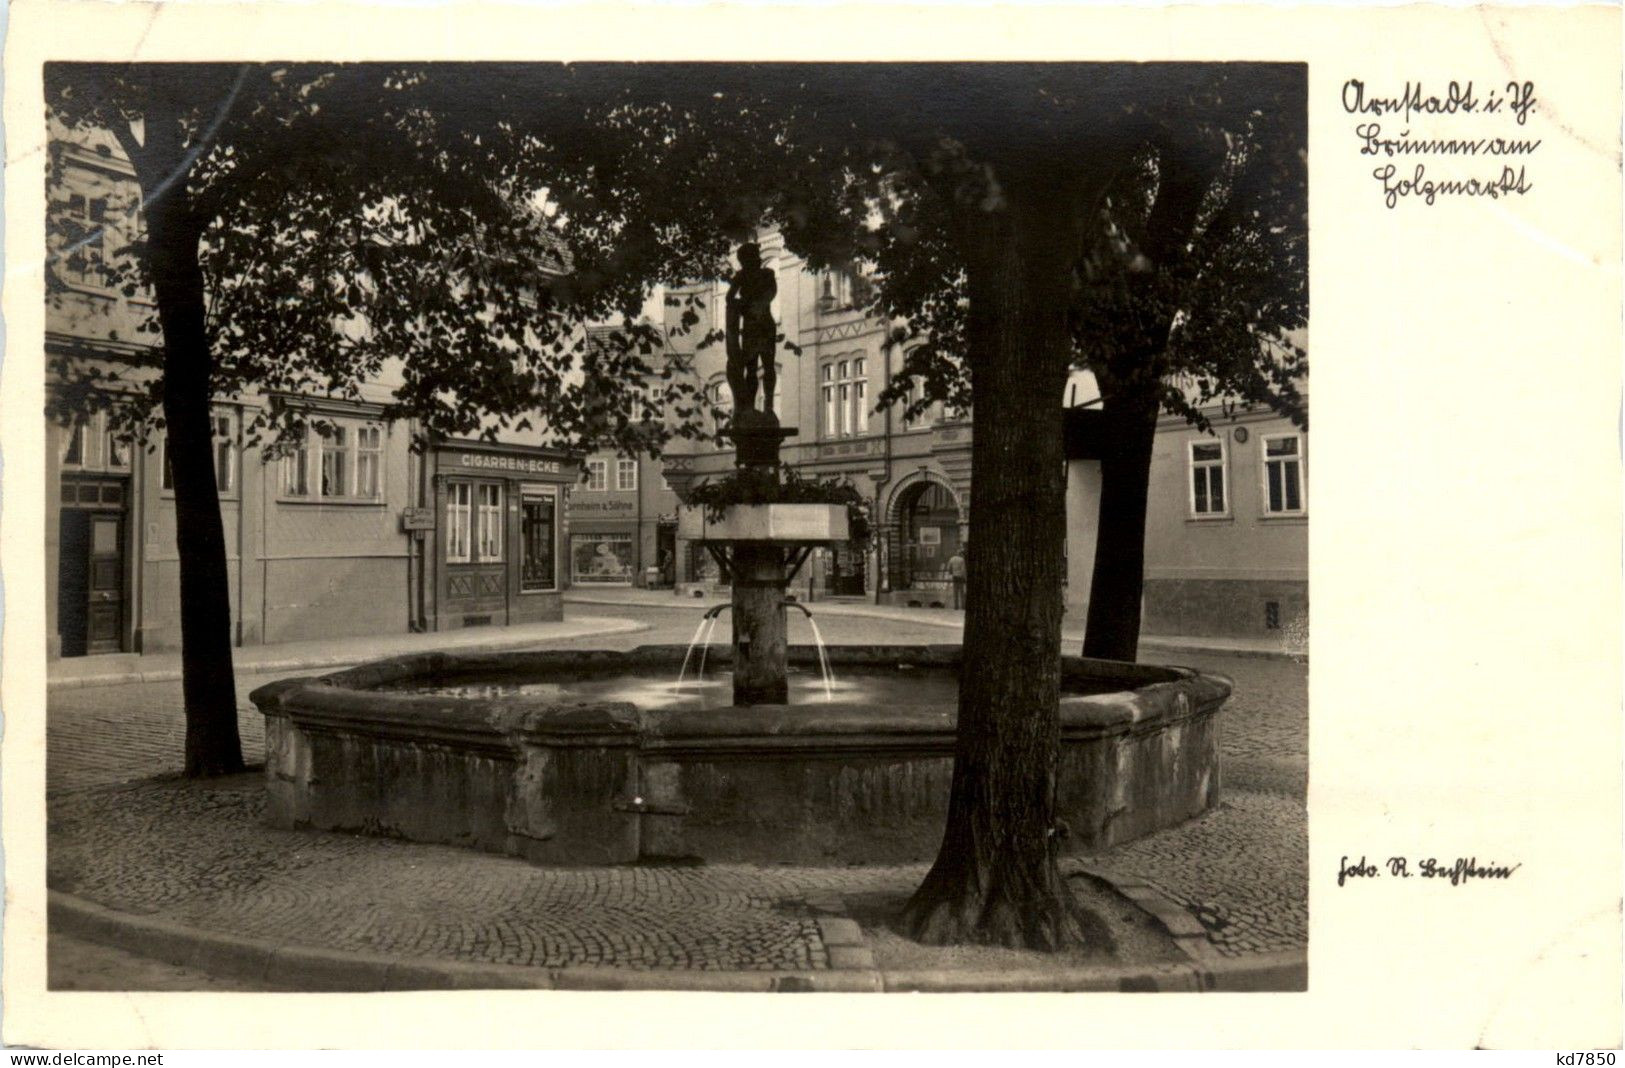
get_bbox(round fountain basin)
[251,645,1231,866]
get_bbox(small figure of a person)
[725,242,778,415]
[947,545,967,611]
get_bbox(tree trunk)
[897,183,1101,951]
[141,149,245,778]
[1081,386,1160,663]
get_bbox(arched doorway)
[884,478,962,606]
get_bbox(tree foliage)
[1076,71,1308,430]
[46,63,713,458]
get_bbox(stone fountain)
[250,242,1234,867]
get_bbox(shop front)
[570,530,637,586]
[430,441,577,631]
[565,464,643,586]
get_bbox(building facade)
[1064,404,1308,640]
[45,124,581,659]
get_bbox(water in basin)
[384,664,1128,710]
[388,666,961,710]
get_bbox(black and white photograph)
[35,56,1309,993]
[2,1,1619,1052]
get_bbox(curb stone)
[1071,863,1222,964]
[1069,864,1307,988]
[49,889,1303,994]
[811,898,878,972]
[879,963,1206,993]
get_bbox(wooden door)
[58,510,90,657]
[85,513,124,653]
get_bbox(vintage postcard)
[1,0,1619,1051]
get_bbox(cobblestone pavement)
[45,604,1306,966]
[1089,793,1307,957]
[47,686,269,796]
[49,775,925,972]
[1094,649,1308,957]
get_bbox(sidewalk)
[566,586,1303,662]
[46,614,648,691]
[49,590,1298,693]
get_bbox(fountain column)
[723,408,797,706]
[730,542,788,704]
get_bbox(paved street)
[45,600,1306,985]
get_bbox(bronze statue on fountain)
[723,241,795,466]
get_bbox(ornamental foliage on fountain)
[684,465,871,543]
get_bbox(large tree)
[1076,79,1308,661]
[46,64,705,775]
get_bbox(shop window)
[520,491,557,593]
[477,483,504,561]
[446,482,472,563]
[616,458,638,492]
[586,458,608,491]
[1190,440,1228,517]
[572,533,635,585]
[1262,434,1306,515]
